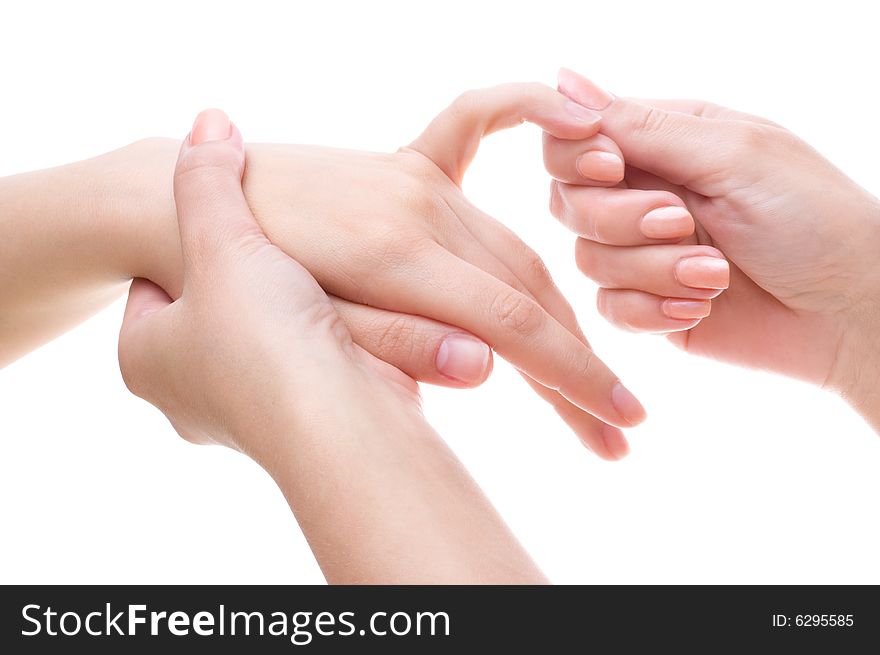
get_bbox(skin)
[0,83,645,459]
[119,111,547,584]
[545,68,880,432]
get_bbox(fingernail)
[611,381,646,426]
[190,108,232,145]
[436,335,491,384]
[564,100,602,124]
[641,206,695,239]
[576,151,624,182]
[675,256,730,289]
[601,423,630,460]
[558,68,614,110]
[662,299,712,320]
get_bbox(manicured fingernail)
[436,335,491,383]
[576,151,624,182]
[564,100,602,124]
[675,256,730,289]
[662,299,712,320]
[641,206,695,239]
[601,424,630,460]
[611,382,646,426]
[190,108,232,145]
[558,68,614,110]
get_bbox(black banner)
[0,585,876,652]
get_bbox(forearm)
[262,379,547,584]
[832,314,880,434]
[0,139,180,366]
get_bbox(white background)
[2,0,878,584]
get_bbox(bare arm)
[0,140,491,388]
[117,111,546,583]
[1,86,646,459]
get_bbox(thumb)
[408,82,603,186]
[173,109,267,275]
[557,68,745,194]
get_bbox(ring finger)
[576,240,730,299]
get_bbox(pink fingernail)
[564,100,602,124]
[436,335,491,384]
[611,382,646,426]
[558,68,614,110]
[675,256,730,290]
[190,108,232,145]
[576,151,624,182]
[641,206,695,239]
[662,299,712,320]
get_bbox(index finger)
[407,82,603,186]
[386,244,646,428]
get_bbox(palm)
[660,152,873,386]
[669,261,840,386]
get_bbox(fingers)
[542,132,624,185]
[444,202,633,455]
[557,68,763,194]
[408,82,603,186]
[630,98,780,126]
[118,278,173,399]
[575,240,730,299]
[173,109,266,273]
[444,198,587,341]
[522,375,629,460]
[329,296,493,388]
[597,288,707,334]
[550,182,696,245]
[385,245,646,427]
[121,277,174,323]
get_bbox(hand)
[118,111,545,584]
[124,85,646,459]
[545,68,880,429]
[119,113,419,456]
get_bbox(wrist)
[92,138,183,295]
[828,196,880,431]
[239,361,424,477]
[831,301,880,432]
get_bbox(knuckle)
[701,101,726,118]
[392,169,447,223]
[596,288,609,317]
[396,148,440,182]
[449,89,480,118]
[576,347,597,380]
[410,187,446,223]
[175,146,238,181]
[542,132,561,170]
[654,190,686,208]
[379,233,434,270]
[597,294,637,332]
[374,314,417,359]
[304,300,353,349]
[491,290,544,338]
[548,180,564,219]
[731,123,788,159]
[586,206,604,242]
[574,239,598,278]
[518,81,548,104]
[630,106,671,138]
[521,248,554,292]
[596,290,618,322]
[355,234,434,296]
